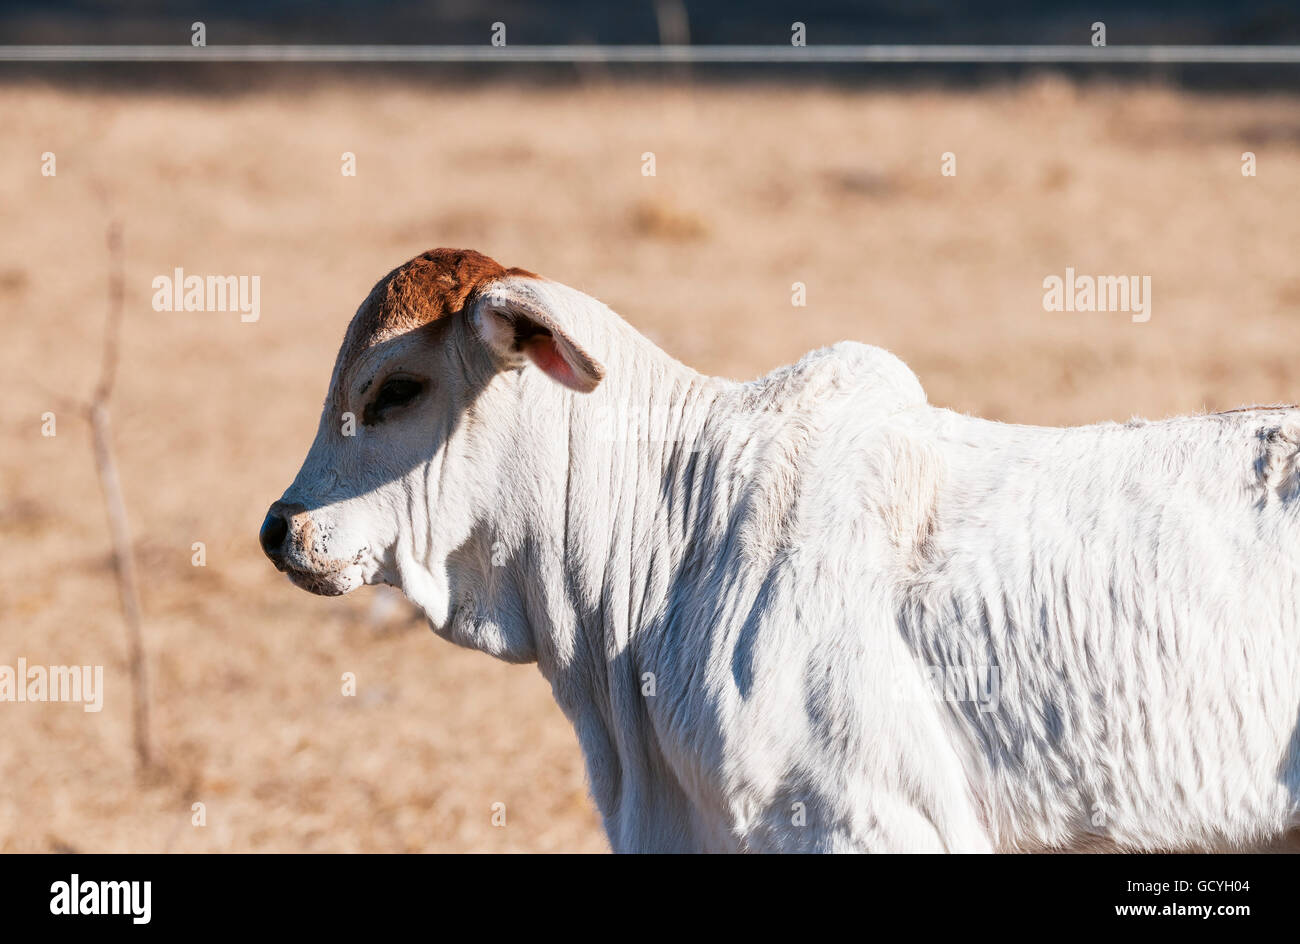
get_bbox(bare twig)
[86,221,154,773]
[654,0,693,89]
[91,222,126,404]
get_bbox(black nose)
[259,509,289,560]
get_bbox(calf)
[261,248,1300,852]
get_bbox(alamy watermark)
[589,401,703,453]
[0,658,104,712]
[151,268,260,322]
[1043,267,1151,323]
[891,663,1003,713]
[50,874,150,924]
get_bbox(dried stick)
[87,221,153,773]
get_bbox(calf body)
[262,249,1300,852]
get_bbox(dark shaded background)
[3,1,1300,89]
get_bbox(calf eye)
[363,377,424,425]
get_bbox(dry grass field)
[2,77,1300,852]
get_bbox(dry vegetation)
[2,77,1299,852]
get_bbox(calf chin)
[284,566,365,597]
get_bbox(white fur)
[272,273,1300,853]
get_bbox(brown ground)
[2,77,1300,853]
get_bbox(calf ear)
[472,280,606,393]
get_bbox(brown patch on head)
[351,248,536,346]
[331,248,538,402]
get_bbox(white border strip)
[2,44,1300,64]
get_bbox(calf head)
[260,249,605,654]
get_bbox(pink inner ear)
[522,335,587,391]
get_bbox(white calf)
[261,249,1300,852]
